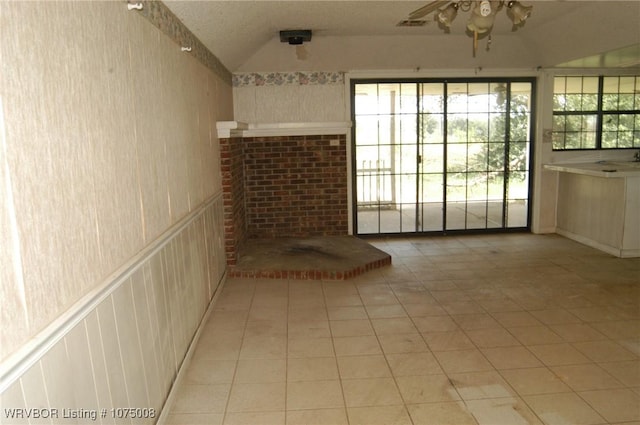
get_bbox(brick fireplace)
[218,122,351,265]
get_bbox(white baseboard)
[555,228,637,258]
[155,271,229,424]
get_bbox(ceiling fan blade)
[408,0,450,19]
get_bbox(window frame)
[552,75,640,151]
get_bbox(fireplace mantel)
[216,121,351,138]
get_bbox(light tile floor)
[166,234,640,425]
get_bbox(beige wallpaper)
[233,72,346,123]
[0,1,232,362]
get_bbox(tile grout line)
[220,280,256,424]
[372,276,420,425]
[321,279,352,425]
[284,278,290,422]
[385,248,482,425]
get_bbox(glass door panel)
[353,79,533,235]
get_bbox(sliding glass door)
[352,78,534,235]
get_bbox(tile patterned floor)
[166,234,640,425]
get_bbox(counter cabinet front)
[545,163,640,258]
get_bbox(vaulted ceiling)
[164,1,640,72]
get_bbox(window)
[552,75,640,150]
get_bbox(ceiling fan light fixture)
[407,0,533,56]
[467,2,497,34]
[467,16,494,34]
[436,2,459,28]
[479,0,492,17]
[507,1,532,26]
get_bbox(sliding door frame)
[350,77,537,237]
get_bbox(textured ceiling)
[163,1,640,71]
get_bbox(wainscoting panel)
[0,195,226,425]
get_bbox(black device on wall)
[280,30,312,45]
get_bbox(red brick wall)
[244,135,349,238]
[220,133,349,264]
[219,136,246,265]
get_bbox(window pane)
[489,114,506,141]
[582,77,599,93]
[603,115,619,133]
[581,131,597,149]
[565,77,583,94]
[553,115,566,132]
[487,142,505,171]
[487,173,504,198]
[447,144,467,172]
[491,83,508,112]
[602,76,620,94]
[448,83,469,113]
[602,129,618,148]
[553,93,566,111]
[508,171,528,199]
[603,76,638,110]
[420,83,445,113]
[565,132,581,149]
[399,115,417,145]
[582,94,598,110]
[552,132,565,150]
[354,84,379,114]
[554,77,566,96]
[420,113,444,144]
[448,114,468,143]
[559,76,599,111]
[467,172,487,201]
[603,94,619,110]
[421,144,444,173]
[509,142,529,171]
[469,113,488,142]
[565,94,583,110]
[566,115,583,132]
[376,83,401,114]
[583,115,598,132]
[467,143,488,171]
[421,172,443,202]
[355,116,380,145]
[618,94,635,110]
[618,130,633,148]
[377,115,393,144]
[398,84,418,114]
[619,114,635,131]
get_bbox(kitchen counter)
[544,161,640,178]
[545,161,640,258]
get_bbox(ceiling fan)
[407,1,533,56]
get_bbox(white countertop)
[544,161,640,178]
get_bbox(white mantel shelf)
[216,121,352,138]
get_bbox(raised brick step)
[228,236,392,280]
